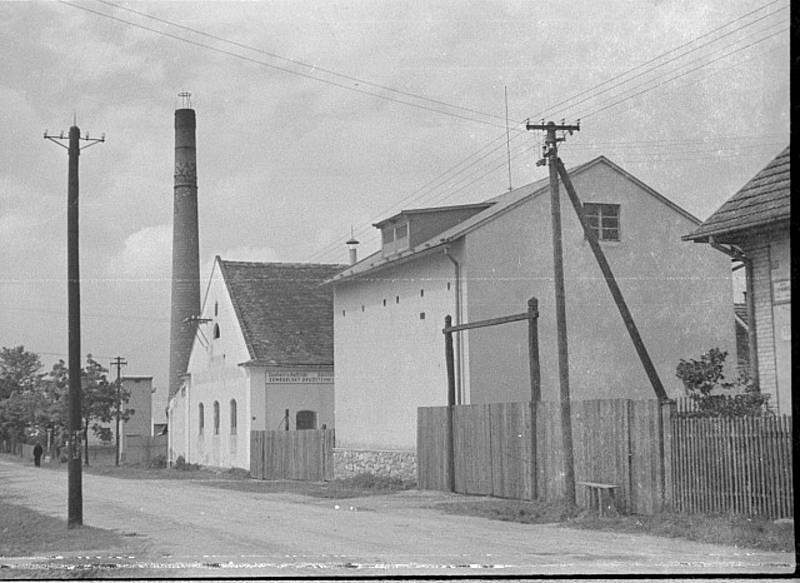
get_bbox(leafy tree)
[675,348,769,417]
[0,346,42,400]
[0,346,45,445]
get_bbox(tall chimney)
[168,92,201,398]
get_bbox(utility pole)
[525,119,580,508]
[110,356,127,466]
[44,121,104,528]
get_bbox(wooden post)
[444,316,456,492]
[527,297,541,403]
[528,298,540,501]
[556,158,668,402]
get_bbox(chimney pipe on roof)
[346,228,359,265]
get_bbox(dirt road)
[0,460,793,577]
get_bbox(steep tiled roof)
[218,260,345,367]
[685,146,790,241]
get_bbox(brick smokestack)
[168,95,201,397]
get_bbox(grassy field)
[0,501,126,557]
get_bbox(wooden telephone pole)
[44,122,104,528]
[111,356,127,466]
[525,119,580,508]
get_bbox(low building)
[328,155,736,478]
[685,145,790,414]
[167,257,343,470]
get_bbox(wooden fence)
[418,399,667,514]
[250,429,334,481]
[670,414,792,518]
[418,399,793,518]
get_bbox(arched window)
[213,401,220,435]
[296,410,317,430]
[213,323,221,339]
[198,403,204,434]
[230,399,237,434]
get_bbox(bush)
[173,455,200,471]
[675,349,770,417]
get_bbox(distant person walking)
[33,443,43,467]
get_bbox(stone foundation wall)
[333,448,417,482]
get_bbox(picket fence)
[670,414,792,517]
[250,429,334,481]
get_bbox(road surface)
[0,459,794,577]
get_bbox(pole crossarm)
[443,310,538,334]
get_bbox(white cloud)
[110,224,172,280]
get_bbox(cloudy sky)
[0,0,790,414]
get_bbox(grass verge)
[436,498,794,552]
[0,501,126,557]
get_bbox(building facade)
[686,145,791,414]
[167,257,342,470]
[329,156,736,474]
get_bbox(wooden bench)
[577,481,618,516]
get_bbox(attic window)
[584,203,620,241]
[395,223,408,240]
[382,229,394,244]
[213,323,221,339]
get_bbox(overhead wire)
[58,0,514,130]
[59,0,788,263]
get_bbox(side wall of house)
[333,249,460,452]
[464,162,735,403]
[741,226,791,414]
[122,378,153,439]
[183,264,253,470]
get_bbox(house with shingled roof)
[168,257,344,470]
[327,155,735,477]
[685,145,791,414]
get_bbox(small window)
[213,323,221,339]
[420,312,426,320]
[214,301,219,316]
[395,296,400,304]
[420,289,424,297]
[383,299,387,307]
[395,223,408,240]
[382,228,394,244]
[198,403,205,434]
[583,203,620,241]
[213,401,220,435]
[361,305,365,312]
[230,399,237,434]
[342,309,346,317]
[296,410,317,430]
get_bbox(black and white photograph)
[0,0,793,578]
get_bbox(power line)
[59,0,513,130]
[535,0,788,120]
[94,0,509,125]
[580,26,788,120]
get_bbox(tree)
[80,355,134,466]
[675,348,769,417]
[0,346,42,400]
[0,346,45,446]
